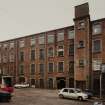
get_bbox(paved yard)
[0,88,104,105]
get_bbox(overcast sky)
[0,0,105,41]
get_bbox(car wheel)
[59,94,64,98]
[78,96,83,101]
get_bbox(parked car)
[1,86,14,93]
[84,89,93,99]
[14,83,29,88]
[0,91,12,102]
[58,88,88,101]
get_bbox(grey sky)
[0,0,105,41]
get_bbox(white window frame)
[92,39,102,53]
[92,23,102,35]
[57,31,64,41]
[57,45,64,57]
[47,34,55,43]
[48,47,54,57]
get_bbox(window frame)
[48,62,54,73]
[57,45,64,57]
[57,61,64,72]
[92,39,102,53]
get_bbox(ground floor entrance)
[56,77,66,89]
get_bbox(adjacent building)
[0,3,105,95]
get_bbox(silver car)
[58,88,88,101]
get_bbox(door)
[62,89,69,98]
[68,89,77,99]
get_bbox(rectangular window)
[68,30,74,39]
[92,24,102,35]
[10,41,15,49]
[30,64,35,75]
[19,65,24,75]
[78,20,85,30]
[93,40,101,52]
[9,52,15,62]
[31,49,35,61]
[30,36,36,46]
[19,40,25,48]
[40,64,44,73]
[39,49,45,60]
[47,34,55,43]
[48,63,54,73]
[58,62,64,72]
[20,51,24,62]
[39,34,45,44]
[79,59,84,67]
[3,54,7,63]
[58,45,64,57]
[57,32,64,41]
[48,47,54,57]
[69,45,74,55]
[78,41,84,48]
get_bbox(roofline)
[0,17,105,43]
[92,18,105,23]
[0,25,74,43]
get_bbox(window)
[39,64,44,75]
[93,40,101,52]
[39,49,45,60]
[79,59,84,67]
[30,64,35,75]
[3,54,7,63]
[92,24,102,35]
[58,45,64,57]
[69,61,74,73]
[30,36,36,46]
[20,51,24,62]
[3,43,8,49]
[69,89,74,93]
[78,20,85,29]
[30,49,35,61]
[58,62,64,72]
[57,32,64,41]
[39,34,45,44]
[19,65,24,75]
[47,34,54,43]
[48,63,54,73]
[10,42,14,49]
[69,45,74,55]
[68,30,74,39]
[63,89,68,92]
[48,47,54,57]
[78,41,84,48]
[19,40,25,48]
[9,52,15,62]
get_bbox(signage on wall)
[92,60,102,71]
[101,64,105,73]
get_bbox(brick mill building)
[0,3,105,94]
